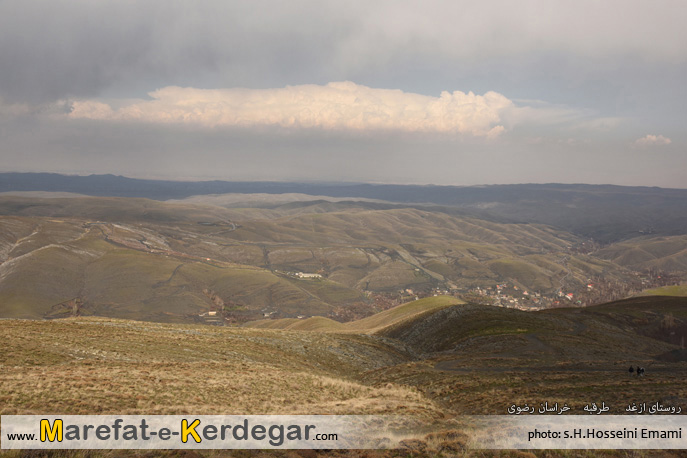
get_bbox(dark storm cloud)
[2,0,685,106]
[0,1,358,103]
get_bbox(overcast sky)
[0,0,685,187]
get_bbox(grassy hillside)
[1,195,683,323]
[345,296,464,332]
[595,235,687,271]
[644,284,687,296]
[363,296,687,417]
[0,317,440,420]
[0,211,366,321]
[380,297,686,358]
[7,174,687,242]
[0,195,238,224]
[246,296,464,333]
[4,297,687,456]
[245,316,346,331]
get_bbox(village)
[353,268,685,318]
[426,268,683,312]
[197,267,684,325]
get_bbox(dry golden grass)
[0,361,440,417]
[4,304,687,458]
[0,318,442,419]
[0,317,457,457]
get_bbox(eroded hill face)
[0,195,685,323]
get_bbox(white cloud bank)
[67,82,513,137]
[635,134,672,146]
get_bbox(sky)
[0,0,685,187]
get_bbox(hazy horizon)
[3,170,687,192]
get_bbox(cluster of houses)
[462,283,595,310]
[294,272,322,279]
[274,270,323,280]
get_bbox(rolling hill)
[0,190,685,323]
[0,195,636,322]
[1,178,687,456]
[245,296,463,332]
[595,234,687,271]
[5,172,687,242]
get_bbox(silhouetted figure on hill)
[629,366,634,376]
[638,367,645,377]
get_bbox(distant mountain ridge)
[2,172,687,242]
[1,172,686,202]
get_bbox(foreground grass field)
[0,318,440,418]
[3,296,687,457]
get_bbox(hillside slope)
[246,296,464,332]
[5,173,687,241]
[595,235,687,271]
[0,317,442,420]
[4,297,687,452]
[379,297,686,361]
[1,194,684,323]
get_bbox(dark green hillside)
[360,296,687,416]
[380,295,687,359]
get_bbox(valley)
[1,191,685,324]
